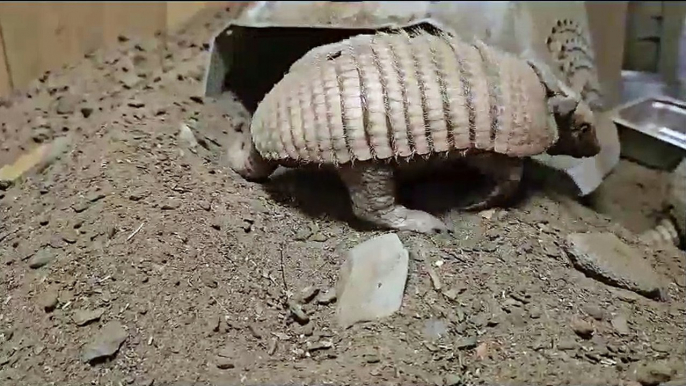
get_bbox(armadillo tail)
[226,133,276,182]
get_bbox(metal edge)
[612,95,686,151]
[202,16,447,97]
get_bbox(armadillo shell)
[250,29,557,165]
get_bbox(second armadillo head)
[545,91,601,158]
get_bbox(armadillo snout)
[226,134,276,182]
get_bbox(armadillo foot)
[462,153,524,211]
[338,162,450,234]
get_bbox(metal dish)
[613,95,686,170]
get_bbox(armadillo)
[227,28,601,234]
[639,158,686,249]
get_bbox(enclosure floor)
[0,8,684,386]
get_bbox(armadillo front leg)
[462,153,524,211]
[338,162,450,234]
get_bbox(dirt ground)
[1,7,684,386]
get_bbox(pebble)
[62,231,78,244]
[566,232,666,300]
[528,306,542,319]
[455,336,478,350]
[310,233,328,242]
[56,95,79,115]
[570,317,594,339]
[612,315,630,335]
[298,286,319,304]
[80,321,128,363]
[307,340,333,352]
[633,360,676,386]
[161,200,181,210]
[557,339,578,351]
[28,248,55,269]
[215,357,235,369]
[336,233,409,329]
[444,374,462,386]
[315,289,336,305]
[38,288,59,312]
[287,300,309,325]
[582,304,606,321]
[71,201,90,213]
[72,308,105,326]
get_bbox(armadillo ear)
[549,95,578,116]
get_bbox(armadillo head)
[225,121,276,182]
[546,93,601,158]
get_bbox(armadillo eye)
[579,123,590,133]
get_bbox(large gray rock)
[80,321,128,363]
[336,233,409,329]
[566,232,666,300]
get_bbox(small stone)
[557,339,578,351]
[288,300,309,325]
[315,289,336,305]
[38,288,59,312]
[364,352,380,363]
[178,123,198,151]
[118,72,142,89]
[582,304,606,321]
[72,308,105,326]
[80,321,128,363]
[298,286,319,304]
[307,340,333,352]
[293,228,312,241]
[268,339,278,355]
[87,192,107,203]
[32,127,52,143]
[310,233,328,242]
[39,216,50,226]
[444,374,462,386]
[294,323,314,337]
[633,360,676,386]
[198,201,211,211]
[566,232,666,300]
[62,231,78,244]
[336,233,409,328]
[128,189,148,201]
[612,315,631,335]
[528,306,542,319]
[28,248,55,269]
[127,99,145,108]
[571,317,594,339]
[72,201,90,213]
[455,336,478,350]
[56,95,79,115]
[201,274,218,289]
[161,200,180,210]
[442,286,465,301]
[215,357,235,370]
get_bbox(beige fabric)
[250,30,555,165]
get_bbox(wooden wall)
[0,2,231,97]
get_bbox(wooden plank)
[0,24,12,96]
[0,2,43,90]
[102,2,166,46]
[0,3,104,90]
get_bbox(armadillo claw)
[392,209,451,235]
